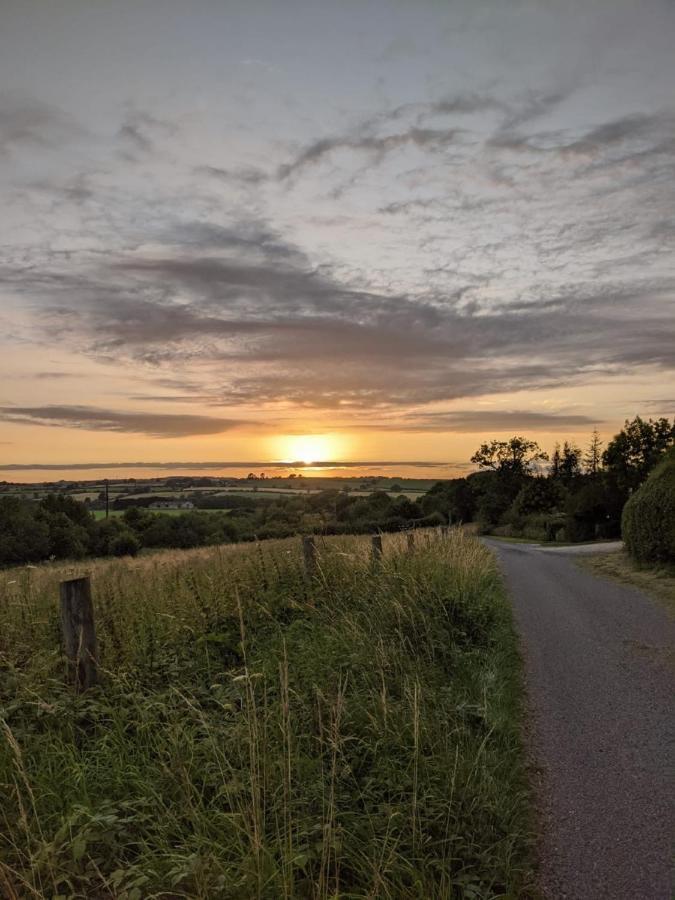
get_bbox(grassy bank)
[0,531,535,898]
[581,550,675,615]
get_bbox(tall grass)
[0,530,535,898]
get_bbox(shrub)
[565,481,621,541]
[622,447,675,563]
[110,530,141,557]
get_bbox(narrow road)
[485,540,675,900]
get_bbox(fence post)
[371,534,383,562]
[302,535,317,577]
[440,524,449,538]
[59,576,98,691]
[406,531,415,551]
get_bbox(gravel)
[485,539,675,900]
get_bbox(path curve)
[485,540,675,900]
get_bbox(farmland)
[0,529,535,898]
[0,474,436,509]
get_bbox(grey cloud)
[278,126,463,180]
[373,409,602,433]
[429,94,505,117]
[279,89,570,181]
[117,109,177,156]
[490,110,674,159]
[27,173,95,206]
[161,220,305,262]
[195,164,269,185]
[0,93,83,155]
[0,405,247,437]
[563,114,666,155]
[15,236,675,411]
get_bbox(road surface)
[485,540,675,900]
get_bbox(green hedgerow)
[622,447,675,563]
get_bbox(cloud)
[277,126,463,180]
[367,409,602,433]
[0,93,83,155]
[0,405,247,437]
[116,109,177,157]
[10,226,675,413]
[489,109,674,161]
[160,220,305,262]
[195,164,269,186]
[277,89,571,181]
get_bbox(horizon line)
[0,459,464,472]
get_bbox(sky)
[1,0,673,480]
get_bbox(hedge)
[621,447,675,563]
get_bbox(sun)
[281,434,338,465]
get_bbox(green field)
[0,530,535,898]
[91,508,228,520]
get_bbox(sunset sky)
[1,0,673,479]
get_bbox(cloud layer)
[0,406,246,437]
[0,0,673,452]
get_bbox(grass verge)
[0,530,536,898]
[580,549,675,616]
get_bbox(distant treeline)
[0,415,673,567]
[0,486,443,567]
[422,415,675,544]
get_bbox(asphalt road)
[485,540,675,900]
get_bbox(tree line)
[0,415,672,567]
[422,416,674,542]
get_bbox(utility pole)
[105,478,109,519]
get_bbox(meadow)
[0,530,535,899]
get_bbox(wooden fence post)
[406,531,415,551]
[371,534,383,562]
[60,576,98,691]
[302,535,317,577]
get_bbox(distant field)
[92,508,227,519]
[1,476,437,501]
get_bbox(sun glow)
[279,434,343,465]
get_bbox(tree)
[550,444,562,479]
[0,497,50,565]
[420,477,478,523]
[512,478,564,516]
[471,436,548,477]
[603,416,675,496]
[584,429,603,476]
[559,442,582,485]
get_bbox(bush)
[565,481,621,541]
[110,530,141,557]
[622,447,675,563]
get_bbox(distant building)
[149,500,194,510]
